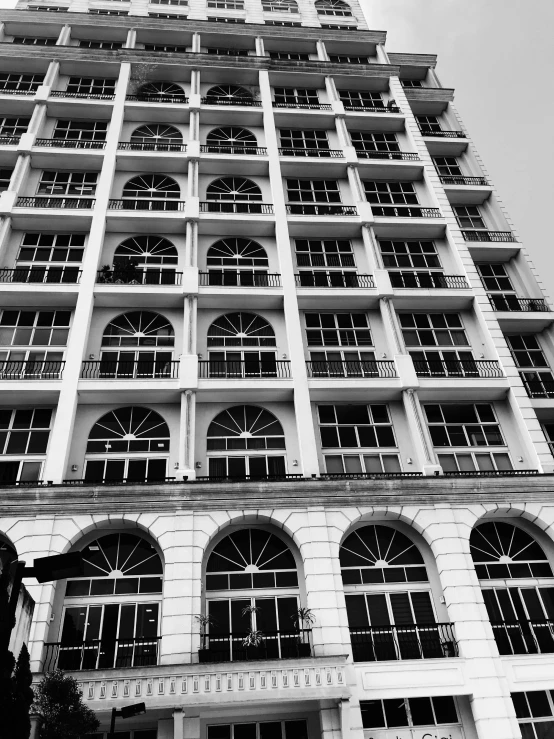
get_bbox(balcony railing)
[278,147,343,158]
[306,360,397,378]
[199,630,312,663]
[96,269,182,285]
[198,360,291,379]
[418,128,466,138]
[16,196,95,209]
[440,175,489,186]
[295,272,374,288]
[520,376,554,398]
[491,620,554,656]
[81,360,180,379]
[488,295,551,312]
[0,266,82,284]
[389,272,469,289]
[286,203,357,216]
[126,94,189,104]
[118,141,187,152]
[63,477,181,485]
[349,623,457,662]
[321,472,422,480]
[44,637,160,672]
[50,90,115,100]
[34,138,106,149]
[0,360,64,379]
[108,198,186,211]
[199,272,282,287]
[356,150,420,161]
[371,205,442,218]
[0,135,20,145]
[195,474,303,483]
[413,359,503,378]
[343,104,401,113]
[200,201,274,215]
[200,144,267,155]
[0,87,38,96]
[443,469,538,477]
[201,96,262,107]
[461,230,517,242]
[273,101,332,110]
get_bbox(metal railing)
[198,360,291,379]
[278,147,343,158]
[413,359,503,378]
[0,87,38,95]
[371,205,442,218]
[44,637,160,672]
[63,477,181,485]
[343,104,401,113]
[295,272,374,288]
[198,629,312,663]
[418,128,466,138]
[118,141,187,152]
[286,203,357,216]
[108,198,185,211]
[0,266,82,284]
[199,272,281,287]
[520,376,554,398]
[126,94,188,104]
[201,96,262,107]
[490,620,554,656]
[349,623,457,662]
[461,230,517,242]
[389,272,469,289]
[488,295,551,312]
[81,360,180,379]
[356,150,420,161]
[443,469,538,477]
[200,144,267,155]
[96,269,182,285]
[34,138,106,149]
[440,175,489,186]
[0,360,64,379]
[306,360,397,378]
[16,196,95,209]
[273,101,332,110]
[200,201,274,215]
[50,90,115,99]
[0,136,20,145]
[320,472,422,480]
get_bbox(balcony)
[440,175,488,186]
[273,100,332,111]
[96,268,182,286]
[286,203,357,216]
[321,471,422,480]
[278,147,343,158]
[200,201,274,215]
[343,104,400,113]
[462,230,516,242]
[80,360,180,379]
[0,266,82,284]
[200,144,267,155]
[0,135,20,145]
[0,359,64,379]
[63,477,182,486]
[489,296,550,312]
[199,272,281,287]
[491,620,554,656]
[198,630,312,663]
[371,205,442,218]
[44,637,160,672]
[413,359,503,378]
[16,196,95,209]
[126,94,189,104]
[520,375,554,399]
[356,150,420,161]
[201,96,262,107]
[443,469,538,478]
[306,360,397,378]
[34,138,106,149]
[389,272,469,289]
[295,272,374,288]
[198,360,291,379]
[195,474,303,483]
[418,128,466,138]
[118,141,187,152]
[108,198,186,211]
[349,623,457,662]
[51,90,115,100]
[0,87,37,96]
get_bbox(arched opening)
[84,406,170,482]
[315,0,353,16]
[136,81,187,100]
[470,520,554,655]
[50,531,163,671]
[206,405,286,479]
[262,0,299,12]
[341,524,455,661]
[206,177,262,202]
[205,84,253,103]
[130,124,183,151]
[205,126,258,154]
[96,311,175,379]
[111,235,179,286]
[206,312,278,378]
[122,174,181,211]
[201,527,306,662]
[205,237,270,287]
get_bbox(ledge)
[403,87,455,103]
[388,53,437,68]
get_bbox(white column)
[56,24,71,45]
[379,296,404,354]
[324,75,339,102]
[316,40,328,61]
[402,389,441,474]
[178,389,196,477]
[125,28,137,48]
[320,705,341,739]
[361,224,383,270]
[255,36,264,56]
[0,216,12,262]
[173,709,184,739]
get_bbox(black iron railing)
[286,203,357,216]
[443,470,538,477]
[34,138,106,149]
[0,87,38,96]
[389,272,469,289]
[200,144,267,155]
[356,150,420,161]
[295,272,374,288]
[279,147,343,158]
[0,136,20,145]
[520,376,554,398]
[273,101,332,110]
[488,295,551,312]
[0,360,64,379]
[462,230,517,242]
[200,201,274,215]
[44,637,160,672]
[440,175,489,186]
[51,90,115,99]
[81,360,179,379]
[198,360,291,379]
[413,359,503,378]
[344,104,400,113]
[491,620,554,656]
[199,272,281,287]
[126,94,188,104]
[371,205,442,218]
[108,198,185,211]
[16,196,95,209]
[349,623,457,662]
[418,128,466,138]
[306,360,397,378]
[198,629,312,663]
[196,474,303,483]
[63,477,181,485]
[118,141,187,152]
[97,269,182,285]
[321,472,422,480]
[201,97,262,107]
[0,267,82,284]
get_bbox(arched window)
[206,177,262,202]
[206,312,277,378]
[130,124,183,151]
[315,0,353,16]
[206,405,286,479]
[122,174,180,200]
[56,532,163,671]
[470,521,554,656]
[205,127,257,154]
[206,237,269,287]
[205,84,253,103]
[84,406,170,482]
[262,0,299,12]
[203,528,303,662]
[111,235,178,286]
[136,81,186,100]
[97,311,175,379]
[340,525,448,662]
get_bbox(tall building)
[0,0,553,737]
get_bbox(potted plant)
[241,604,264,659]
[195,614,216,663]
[292,607,315,657]
[114,258,139,284]
[99,264,113,284]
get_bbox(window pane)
[432,696,458,724]
[383,699,409,728]
[409,697,434,726]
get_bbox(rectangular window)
[266,20,301,25]
[363,181,420,216]
[361,697,458,729]
[318,404,396,450]
[434,156,462,176]
[16,233,85,283]
[148,12,188,17]
[317,3,352,14]
[79,40,123,49]
[207,16,245,22]
[279,129,329,150]
[0,309,71,346]
[269,52,310,61]
[0,408,53,457]
[512,691,554,739]
[286,179,341,203]
[27,5,66,10]
[89,9,129,15]
[274,87,319,105]
[208,721,307,739]
[0,73,44,92]
[143,44,188,52]
[350,132,399,152]
[380,239,441,270]
[66,77,117,95]
[543,424,554,458]
[305,312,371,346]
[400,313,469,347]
[507,335,554,398]
[207,0,244,6]
[0,169,13,192]
[37,171,98,196]
[454,205,486,229]
[12,37,57,45]
[206,47,249,56]
[424,403,505,447]
[52,120,108,141]
[262,0,298,11]
[416,115,441,133]
[402,79,423,87]
[295,239,355,269]
[151,0,188,4]
[338,90,383,108]
[208,455,286,478]
[330,55,372,64]
[0,117,30,137]
[476,263,514,292]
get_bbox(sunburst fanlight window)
[206,84,253,100]
[130,124,183,143]
[207,312,275,347]
[137,82,186,98]
[207,177,262,202]
[65,532,163,597]
[207,238,268,268]
[206,528,297,590]
[315,0,353,14]
[340,525,428,584]
[102,311,174,347]
[86,406,170,454]
[470,521,553,580]
[123,174,180,199]
[206,127,257,146]
[263,0,299,11]
[207,405,285,450]
[114,236,178,266]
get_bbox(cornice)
[388,53,437,69]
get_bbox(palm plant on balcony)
[241,604,265,658]
[195,614,215,663]
[292,607,315,657]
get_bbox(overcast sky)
[0,0,552,291]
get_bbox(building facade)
[0,0,553,737]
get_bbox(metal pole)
[108,707,118,739]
